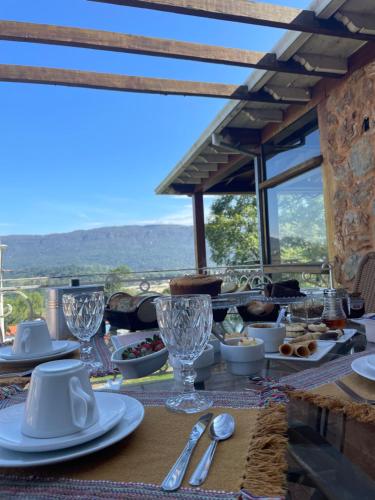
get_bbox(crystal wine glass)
[62,291,105,372]
[154,294,213,413]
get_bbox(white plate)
[0,341,69,360]
[351,355,375,382]
[265,340,336,362]
[285,329,357,345]
[0,394,144,467]
[0,392,127,452]
[0,340,79,366]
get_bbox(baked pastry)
[308,323,328,333]
[170,274,222,297]
[286,323,307,333]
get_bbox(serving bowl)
[246,322,286,353]
[220,337,264,376]
[111,342,168,379]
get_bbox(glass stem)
[80,339,94,362]
[181,361,196,395]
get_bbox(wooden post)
[192,192,207,273]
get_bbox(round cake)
[169,274,222,297]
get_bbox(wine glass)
[62,291,105,372]
[154,294,213,413]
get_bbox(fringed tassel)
[240,404,287,497]
[289,390,375,425]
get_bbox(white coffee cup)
[22,359,99,438]
[246,322,286,353]
[12,319,53,356]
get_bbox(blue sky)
[1,0,309,235]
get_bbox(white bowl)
[246,323,286,353]
[220,338,265,376]
[194,344,214,382]
[111,342,168,379]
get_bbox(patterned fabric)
[280,345,375,390]
[0,475,239,499]
[0,390,283,500]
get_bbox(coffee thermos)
[46,280,104,340]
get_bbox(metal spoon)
[189,413,235,486]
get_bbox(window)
[265,128,320,179]
[261,112,328,265]
[266,167,327,264]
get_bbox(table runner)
[280,344,375,391]
[0,390,287,500]
[309,372,375,403]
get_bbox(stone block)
[343,254,362,282]
[349,136,374,177]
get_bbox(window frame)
[257,113,327,268]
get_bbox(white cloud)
[130,204,193,225]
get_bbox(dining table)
[0,323,374,499]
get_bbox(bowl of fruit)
[111,334,168,379]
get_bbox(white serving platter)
[265,340,336,363]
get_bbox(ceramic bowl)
[111,343,168,379]
[246,323,286,353]
[220,337,264,376]
[194,344,215,382]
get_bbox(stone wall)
[318,59,375,289]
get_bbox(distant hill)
[1,225,202,276]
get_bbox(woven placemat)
[0,391,287,499]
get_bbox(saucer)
[0,394,144,466]
[0,392,127,452]
[352,356,375,382]
[0,341,79,366]
[0,341,69,360]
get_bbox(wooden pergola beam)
[0,64,307,103]
[90,0,375,41]
[0,21,343,78]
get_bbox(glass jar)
[343,293,365,319]
[321,289,347,329]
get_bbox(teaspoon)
[189,413,235,486]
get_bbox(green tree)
[206,192,327,267]
[4,291,45,332]
[206,195,259,266]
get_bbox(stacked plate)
[352,354,375,381]
[0,359,144,467]
[0,340,80,366]
[0,393,144,467]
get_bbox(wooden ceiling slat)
[0,21,343,78]
[90,0,375,41]
[0,64,309,103]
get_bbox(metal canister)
[46,282,104,339]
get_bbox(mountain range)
[1,225,203,276]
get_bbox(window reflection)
[267,167,327,264]
[266,128,320,179]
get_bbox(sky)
[1,0,310,235]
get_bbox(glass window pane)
[267,167,327,264]
[266,128,320,179]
